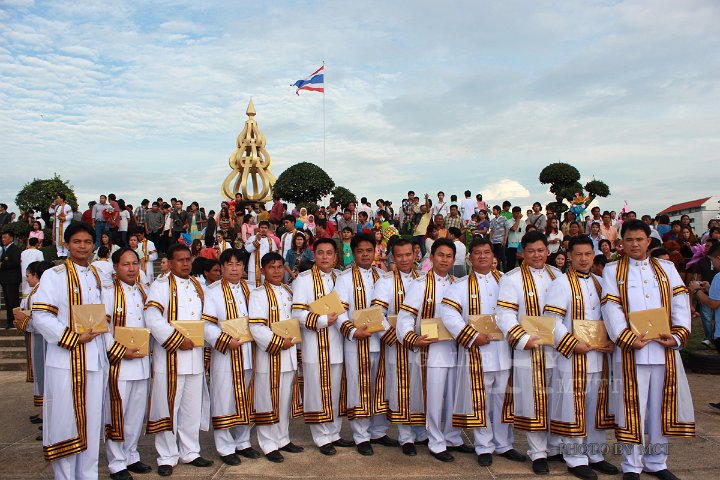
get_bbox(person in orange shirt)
[599,211,618,249]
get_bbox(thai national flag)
[291,65,324,95]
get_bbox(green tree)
[272,162,335,206]
[15,174,79,222]
[330,186,357,208]
[539,162,610,214]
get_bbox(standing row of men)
[24,219,693,480]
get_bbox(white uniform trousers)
[560,371,607,467]
[155,372,203,466]
[213,369,254,456]
[472,369,514,455]
[55,244,69,258]
[256,371,294,454]
[349,351,389,444]
[45,367,104,480]
[426,366,463,453]
[526,367,561,461]
[106,379,149,473]
[620,364,669,474]
[309,363,344,447]
[398,425,428,445]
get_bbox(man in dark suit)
[0,230,22,329]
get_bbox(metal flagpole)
[322,60,326,170]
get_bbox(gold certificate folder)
[114,327,151,355]
[171,320,205,347]
[72,304,109,334]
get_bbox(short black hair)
[191,257,207,277]
[650,248,670,258]
[707,242,720,258]
[521,230,548,248]
[57,193,67,201]
[448,227,462,239]
[219,248,246,265]
[203,258,220,273]
[313,237,337,252]
[27,260,55,278]
[258,220,270,228]
[621,219,650,238]
[431,237,456,256]
[502,200,511,208]
[112,247,140,264]
[512,206,522,213]
[593,255,608,267]
[341,227,354,234]
[464,190,471,197]
[469,236,493,254]
[598,239,612,251]
[261,251,284,267]
[567,235,593,251]
[64,221,96,243]
[391,238,413,254]
[284,215,296,224]
[167,243,191,260]
[28,237,39,247]
[1,230,15,239]
[351,232,375,252]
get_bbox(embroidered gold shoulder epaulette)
[547,265,562,276]
[298,270,312,278]
[208,280,222,289]
[605,260,619,267]
[382,271,394,279]
[332,268,342,276]
[656,258,674,268]
[52,264,66,273]
[340,268,353,277]
[155,274,169,283]
[504,267,521,277]
[453,276,470,286]
[414,275,428,284]
[252,285,265,293]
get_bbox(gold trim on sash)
[253,283,283,425]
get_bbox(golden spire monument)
[221,99,276,202]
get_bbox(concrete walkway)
[0,371,718,479]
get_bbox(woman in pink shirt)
[28,221,44,243]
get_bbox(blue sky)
[1,0,718,216]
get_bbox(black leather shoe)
[332,438,354,448]
[319,443,337,456]
[401,443,417,456]
[414,438,429,445]
[29,414,39,420]
[448,443,474,454]
[35,435,42,441]
[127,461,152,474]
[220,453,241,466]
[109,469,132,480]
[30,417,42,424]
[589,460,619,475]
[370,435,399,447]
[157,465,172,477]
[236,447,261,459]
[622,474,640,480]
[499,449,527,462]
[431,450,454,462]
[568,465,598,480]
[279,442,304,453]
[189,457,213,467]
[265,450,284,463]
[709,402,720,412]
[644,469,679,480]
[547,453,565,462]
[533,458,549,475]
[478,453,492,466]
[357,441,374,456]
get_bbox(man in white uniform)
[371,238,427,456]
[248,251,303,462]
[397,238,473,462]
[31,223,114,480]
[496,230,562,475]
[135,231,158,285]
[441,236,526,467]
[203,249,261,465]
[144,243,213,476]
[246,220,278,287]
[103,248,153,480]
[292,238,354,455]
[49,193,73,258]
[602,220,694,480]
[334,233,397,455]
[543,235,618,480]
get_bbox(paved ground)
[0,371,718,479]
